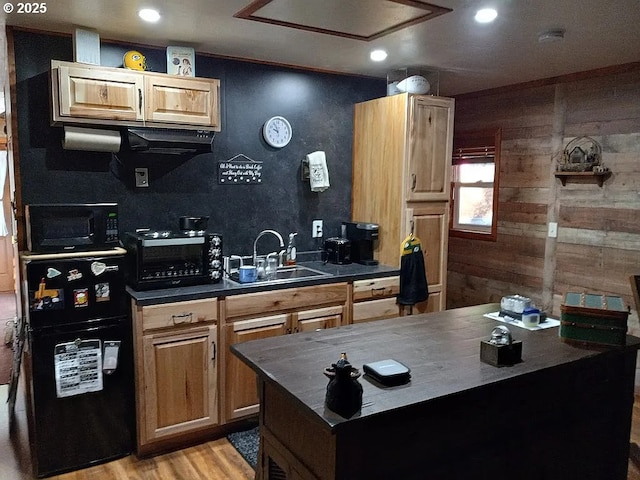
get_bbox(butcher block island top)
[232,304,640,480]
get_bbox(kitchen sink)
[228,264,331,285]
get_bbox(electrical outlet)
[548,222,558,238]
[312,220,323,238]
[135,168,149,188]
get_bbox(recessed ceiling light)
[370,49,388,62]
[475,8,497,23]
[139,8,161,23]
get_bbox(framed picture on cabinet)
[166,46,195,76]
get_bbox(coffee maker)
[342,221,379,265]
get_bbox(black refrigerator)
[21,249,135,477]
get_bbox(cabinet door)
[353,297,400,324]
[406,96,454,202]
[293,305,343,332]
[145,74,220,129]
[55,63,144,122]
[407,202,449,312]
[225,314,288,421]
[142,324,218,441]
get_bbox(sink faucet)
[253,229,285,266]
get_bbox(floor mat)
[227,426,259,470]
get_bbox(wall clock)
[262,116,292,148]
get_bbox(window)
[450,128,501,241]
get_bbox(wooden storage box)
[480,340,522,367]
[560,292,629,347]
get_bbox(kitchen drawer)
[352,297,400,324]
[141,298,218,331]
[352,276,400,302]
[225,283,348,320]
[231,314,289,333]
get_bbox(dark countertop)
[127,260,400,306]
[231,303,640,430]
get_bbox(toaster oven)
[123,230,223,290]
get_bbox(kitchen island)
[232,303,640,480]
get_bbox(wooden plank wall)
[448,65,640,330]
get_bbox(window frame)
[449,128,501,242]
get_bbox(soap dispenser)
[286,232,298,265]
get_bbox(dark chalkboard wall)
[14,30,385,256]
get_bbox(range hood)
[61,126,215,155]
[125,127,214,155]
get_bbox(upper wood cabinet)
[144,73,220,127]
[51,60,221,131]
[407,96,454,201]
[54,62,144,122]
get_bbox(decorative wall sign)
[166,46,195,76]
[218,154,263,185]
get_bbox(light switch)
[548,222,558,238]
[312,220,323,238]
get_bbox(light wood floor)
[0,383,254,480]
[3,380,640,479]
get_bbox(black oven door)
[132,236,209,290]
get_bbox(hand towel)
[307,151,330,192]
[397,234,429,306]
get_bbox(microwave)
[123,230,223,290]
[25,203,120,253]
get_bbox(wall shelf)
[554,171,611,187]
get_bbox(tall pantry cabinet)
[352,93,454,312]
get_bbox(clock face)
[263,116,292,148]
